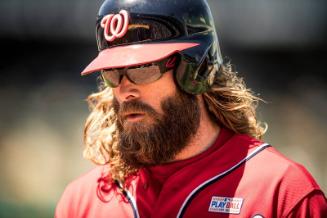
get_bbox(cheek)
[152,71,177,97]
[143,92,165,114]
[143,73,177,112]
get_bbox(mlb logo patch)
[208,196,243,214]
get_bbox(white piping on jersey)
[176,143,271,218]
[125,188,140,218]
[117,182,140,218]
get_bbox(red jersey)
[55,128,327,218]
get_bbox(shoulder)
[245,143,325,215]
[258,146,319,188]
[224,132,320,188]
[264,146,327,216]
[227,135,326,215]
[55,166,138,218]
[224,133,321,193]
[231,133,320,189]
[55,166,108,217]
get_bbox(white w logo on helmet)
[101,10,129,42]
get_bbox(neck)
[174,96,220,161]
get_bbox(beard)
[112,89,200,168]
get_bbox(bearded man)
[56,0,327,217]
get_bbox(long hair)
[203,63,267,139]
[83,62,267,184]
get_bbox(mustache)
[113,98,159,121]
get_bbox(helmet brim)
[81,42,199,75]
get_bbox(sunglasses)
[101,56,178,88]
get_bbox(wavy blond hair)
[83,62,267,184]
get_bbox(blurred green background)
[0,0,326,217]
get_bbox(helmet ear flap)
[175,54,218,95]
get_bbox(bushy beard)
[112,90,200,168]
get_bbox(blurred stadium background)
[0,0,326,217]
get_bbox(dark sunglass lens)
[127,65,162,84]
[101,69,121,87]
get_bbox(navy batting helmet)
[82,0,223,94]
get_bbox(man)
[56,0,327,217]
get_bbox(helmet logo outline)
[101,10,129,42]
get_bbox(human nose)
[115,75,140,102]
